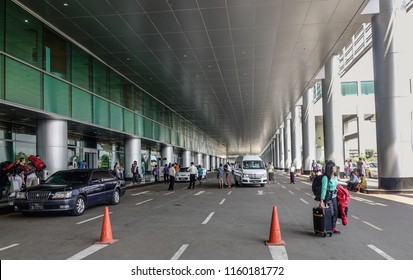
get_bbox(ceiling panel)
[13,0,372,156]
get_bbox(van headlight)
[51,191,72,199]
[243,174,249,178]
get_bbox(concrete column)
[275,131,280,169]
[125,138,141,179]
[37,119,67,176]
[183,150,191,167]
[291,104,303,170]
[322,55,344,172]
[210,155,215,171]
[161,145,173,166]
[284,117,292,170]
[279,124,285,170]
[112,144,119,168]
[302,88,317,174]
[196,153,203,166]
[205,155,210,171]
[371,0,413,190]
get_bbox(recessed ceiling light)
[63,3,69,7]
[126,57,131,61]
[208,65,212,68]
[183,54,187,58]
[24,19,29,23]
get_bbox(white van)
[233,155,267,187]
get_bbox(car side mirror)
[90,179,101,184]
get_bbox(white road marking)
[258,190,264,195]
[367,244,395,260]
[67,244,108,260]
[76,212,113,225]
[300,198,309,205]
[294,187,301,191]
[228,191,232,195]
[171,244,189,260]
[281,185,286,189]
[351,215,382,231]
[136,199,153,205]
[362,221,383,231]
[194,191,205,196]
[164,191,174,195]
[288,190,295,195]
[352,197,387,206]
[202,212,215,224]
[219,199,226,205]
[131,191,150,196]
[268,246,289,260]
[0,243,19,251]
[305,192,313,197]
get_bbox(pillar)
[125,138,141,179]
[182,150,191,167]
[322,55,344,172]
[37,119,67,176]
[291,104,303,170]
[279,125,285,170]
[371,0,413,190]
[161,145,173,166]
[284,117,292,170]
[302,88,317,174]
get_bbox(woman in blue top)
[320,160,340,234]
[197,165,203,185]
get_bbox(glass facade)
[0,0,225,162]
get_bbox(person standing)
[216,164,225,189]
[267,162,275,184]
[153,165,159,183]
[289,164,296,184]
[320,160,340,234]
[131,161,139,184]
[168,163,176,191]
[224,162,232,188]
[197,165,203,185]
[163,164,169,184]
[187,162,197,189]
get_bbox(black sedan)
[13,169,126,216]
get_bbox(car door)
[87,170,105,205]
[101,171,117,199]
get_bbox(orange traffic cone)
[95,207,118,244]
[266,206,285,246]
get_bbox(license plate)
[29,203,44,210]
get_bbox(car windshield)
[243,160,264,169]
[179,167,189,172]
[45,170,90,184]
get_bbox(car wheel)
[71,196,86,216]
[111,189,120,205]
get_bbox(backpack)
[312,175,325,201]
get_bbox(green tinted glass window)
[5,58,41,109]
[44,75,70,116]
[5,3,42,68]
[361,81,374,95]
[135,115,144,136]
[143,118,153,138]
[153,123,160,141]
[123,83,133,110]
[71,46,90,90]
[110,104,123,131]
[341,82,358,96]
[123,110,134,133]
[72,87,92,122]
[109,72,122,104]
[43,28,68,79]
[93,96,109,127]
[0,55,4,99]
[93,59,109,99]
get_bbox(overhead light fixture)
[63,3,69,7]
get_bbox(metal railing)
[338,23,372,77]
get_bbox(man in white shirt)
[187,162,198,189]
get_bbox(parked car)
[13,169,126,216]
[175,167,206,182]
[366,162,378,179]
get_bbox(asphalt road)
[0,171,412,260]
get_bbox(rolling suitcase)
[313,206,333,237]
